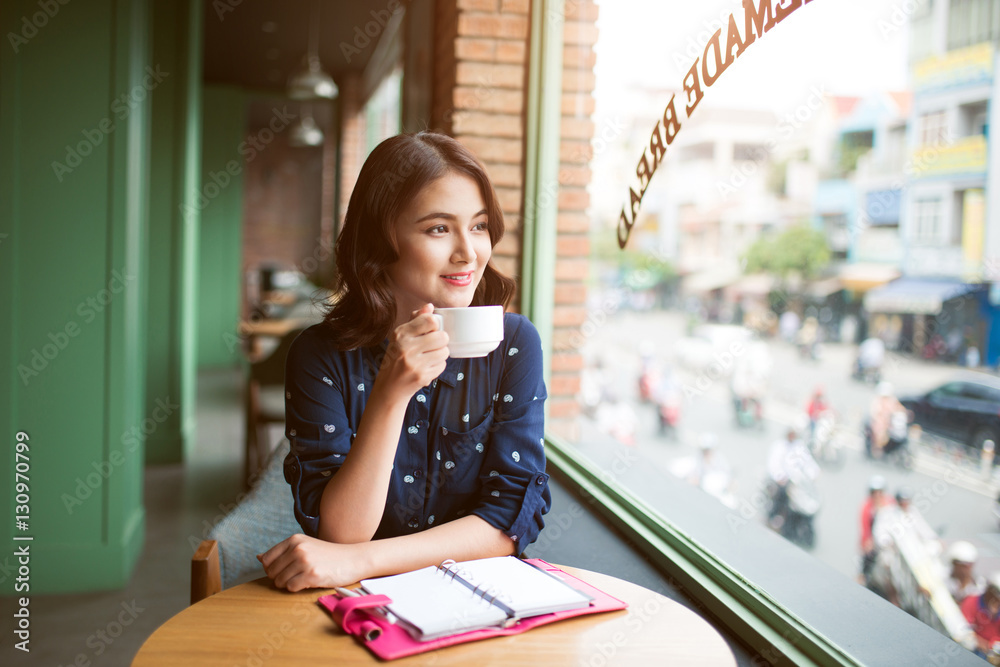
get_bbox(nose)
[451,229,476,264]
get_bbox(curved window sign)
[616,0,821,249]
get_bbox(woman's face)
[386,172,492,326]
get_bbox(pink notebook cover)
[317,558,629,661]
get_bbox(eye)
[473,220,489,232]
[426,224,448,234]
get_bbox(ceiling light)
[287,0,337,100]
[289,113,324,147]
[288,56,337,100]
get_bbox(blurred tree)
[743,225,830,280]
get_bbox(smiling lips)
[441,272,474,287]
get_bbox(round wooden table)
[132,566,737,666]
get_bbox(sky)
[593,0,912,114]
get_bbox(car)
[898,372,1000,453]
[672,324,757,376]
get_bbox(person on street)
[766,418,820,528]
[855,336,885,382]
[961,574,1000,659]
[870,487,941,606]
[867,381,907,458]
[805,386,830,440]
[947,540,987,605]
[859,474,891,587]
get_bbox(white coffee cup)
[433,306,504,358]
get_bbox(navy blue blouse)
[282,312,551,553]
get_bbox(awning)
[863,278,980,315]
[839,263,901,292]
[804,277,843,299]
[726,274,774,298]
[682,267,742,294]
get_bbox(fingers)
[258,535,294,570]
[404,310,444,337]
[410,303,435,319]
[259,536,316,590]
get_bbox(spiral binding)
[437,559,462,582]
[435,558,517,621]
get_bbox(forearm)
[318,382,409,543]
[356,515,515,580]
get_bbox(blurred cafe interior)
[2,0,992,665]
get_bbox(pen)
[335,587,397,625]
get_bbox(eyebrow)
[413,208,488,224]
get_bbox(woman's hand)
[258,534,367,592]
[378,304,449,399]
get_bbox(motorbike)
[808,410,846,469]
[733,394,763,429]
[638,367,658,404]
[765,469,820,549]
[657,391,681,439]
[863,411,913,469]
[851,360,882,385]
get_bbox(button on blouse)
[283,313,551,552]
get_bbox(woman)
[258,132,550,592]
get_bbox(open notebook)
[359,556,593,641]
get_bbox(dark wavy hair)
[323,132,516,349]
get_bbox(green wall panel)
[145,0,202,464]
[1,0,149,593]
[197,85,246,368]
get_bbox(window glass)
[559,0,1000,651]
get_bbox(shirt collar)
[437,357,462,387]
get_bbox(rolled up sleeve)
[282,332,353,537]
[470,316,551,553]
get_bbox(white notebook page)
[361,565,507,641]
[454,557,592,617]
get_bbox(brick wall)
[431,0,599,441]
[338,71,366,230]
[431,0,529,290]
[549,0,598,441]
[241,100,326,292]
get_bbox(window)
[679,141,714,162]
[934,382,965,399]
[960,383,1000,402]
[959,100,989,138]
[733,143,768,162]
[912,198,945,245]
[364,67,402,153]
[918,111,948,147]
[543,1,992,662]
[948,0,1000,49]
[838,130,873,173]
